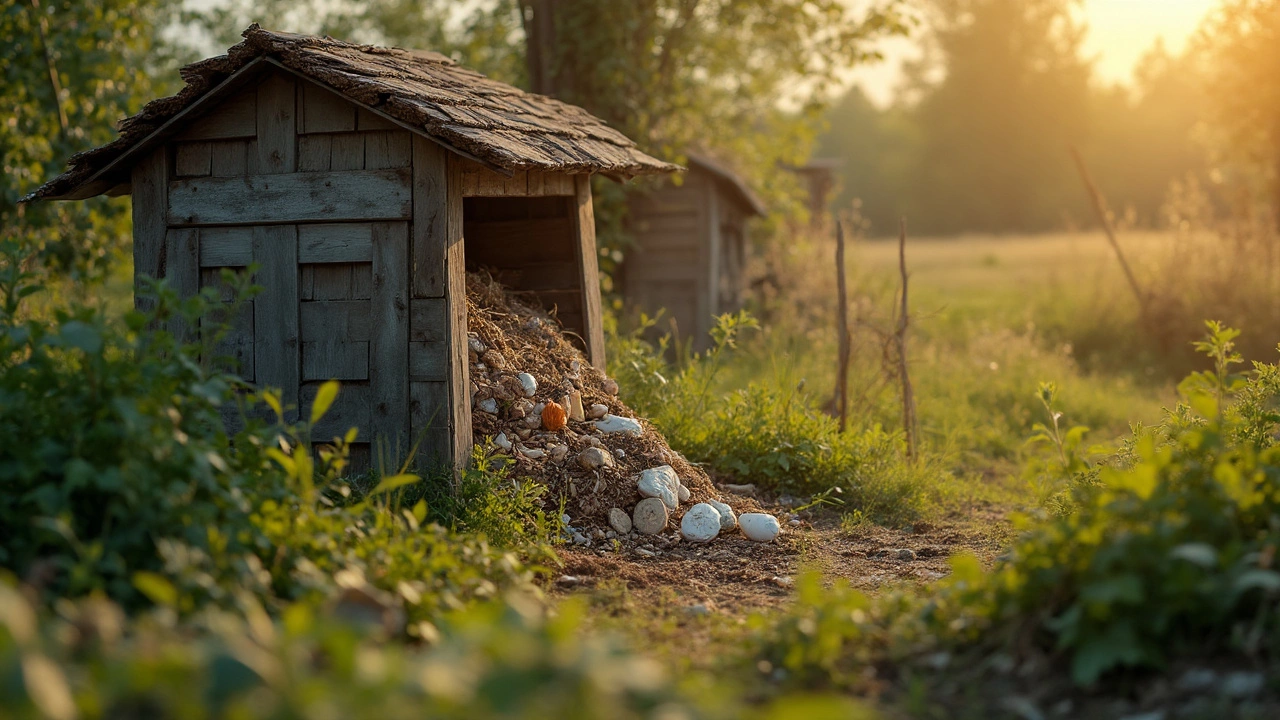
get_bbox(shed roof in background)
[27,25,680,202]
[686,153,766,217]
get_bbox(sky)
[849,0,1223,107]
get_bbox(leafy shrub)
[754,323,1280,689]
[607,310,928,522]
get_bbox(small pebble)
[637,465,681,510]
[588,403,609,419]
[609,507,632,534]
[614,448,626,459]
[896,548,917,562]
[772,575,794,589]
[549,444,569,461]
[493,433,513,451]
[476,397,499,414]
[740,513,782,543]
[677,484,691,503]
[467,334,485,353]
[518,446,546,459]
[594,414,642,436]
[602,378,620,395]
[632,497,669,535]
[634,547,656,558]
[516,373,538,397]
[708,500,737,530]
[578,446,616,470]
[482,350,506,369]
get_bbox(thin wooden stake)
[835,217,852,432]
[896,218,918,461]
[1070,146,1149,319]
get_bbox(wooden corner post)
[571,174,607,367]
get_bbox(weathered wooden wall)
[134,69,462,473]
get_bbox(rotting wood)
[167,169,412,226]
[252,224,300,422]
[570,174,606,366]
[131,147,167,313]
[370,221,411,452]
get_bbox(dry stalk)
[1070,146,1149,320]
[895,219,918,461]
[834,216,852,432]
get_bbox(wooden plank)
[409,298,448,342]
[303,382,371,440]
[465,218,574,266]
[299,82,357,134]
[351,264,373,299]
[256,73,297,175]
[527,171,575,196]
[444,155,471,472]
[460,167,530,196]
[310,265,353,300]
[370,221,410,451]
[178,89,257,141]
[210,140,249,177]
[298,223,374,263]
[300,266,315,300]
[302,340,369,381]
[252,225,300,421]
[357,107,397,131]
[488,262,580,292]
[209,303,255,380]
[297,135,332,172]
[131,147,167,313]
[246,140,260,174]
[364,131,411,170]
[411,136,448,298]
[330,134,365,171]
[410,381,451,467]
[409,342,448,381]
[198,227,253,267]
[165,228,200,343]
[300,300,373,342]
[571,174,606,366]
[167,169,413,226]
[174,142,212,178]
[696,181,715,343]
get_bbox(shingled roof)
[27,25,679,202]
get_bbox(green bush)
[607,310,928,522]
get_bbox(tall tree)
[2,0,180,282]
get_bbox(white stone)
[680,503,721,542]
[595,414,642,436]
[516,373,538,397]
[566,391,585,422]
[708,500,736,530]
[493,433,513,451]
[739,513,781,542]
[609,507,632,534]
[632,498,668,535]
[549,444,569,461]
[578,446,615,470]
[602,378,619,396]
[637,465,681,510]
[614,449,625,460]
[518,446,546,459]
[588,403,609,419]
[467,334,485,354]
[677,484,691,503]
[476,397,499,414]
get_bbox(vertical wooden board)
[412,136,448,298]
[300,266,315,300]
[256,73,297,174]
[252,224,300,420]
[178,89,256,141]
[299,81,357,134]
[298,224,374,264]
[174,142,212,177]
[410,381,452,468]
[445,155,471,472]
[210,139,249,177]
[370,221,410,451]
[198,227,253,267]
[297,135,332,172]
[705,185,722,325]
[302,340,370,381]
[409,341,448,381]
[165,228,200,343]
[310,264,354,300]
[211,302,255,380]
[351,264,373,299]
[409,298,448,342]
[246,139,260,174]
[571,174,606,367]
[364,131,411,170]
[357,107,397,131]
[131,147,167,312]
[330,134,365,171]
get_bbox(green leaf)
[1235,569,1280,594]
[133,571,178,607]
[1170,543,1218,568]
[369,473,420,497]
[309,380,340,425]
[56,320,102,353]
[1070,625,1145,685]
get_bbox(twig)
[834,216,852,432]
[895,219,918,461]
[26,0,69,140]
[1069,146,1148,320]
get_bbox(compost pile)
[465,272,777,549]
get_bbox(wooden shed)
[26,26,677,470]
[621,153,765,350]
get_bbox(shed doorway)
[463,196,591,353]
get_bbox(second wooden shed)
[26,26,677,470]
[621,153,765,351]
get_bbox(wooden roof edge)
[686,152,767,217]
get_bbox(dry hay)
[465,272,761,540]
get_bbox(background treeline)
[821,0,1278,237]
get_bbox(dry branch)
[895,219,918,461]
[1070,146,1149,319]
[834,217,852,432]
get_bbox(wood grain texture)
[330,134,365,171]
[298,224,374,263]
[252,224,300,421]
[302,340,369,381]
[411,136,448,298]
[303,382,371,440]
[198,227,253,267]
[364,131,411,170]
[167,169,412,226]
[177,89,257,141]
[309,264,356,300]
[409,341,447,381]
[409,298,447,342]
[357,108,397,131]
[131,147,168,312]
[174,142,212,178]
[571,174,606,366]
[256,73,296,175]
[210,140,250,177]
[297,135,332,172]
[299,81,357,134]
[410,381,451,470]
[464,218,574,265]
[300,300,373,341]
[445,155,471,472]
[370,221,410,451]
[164,228,200,343]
